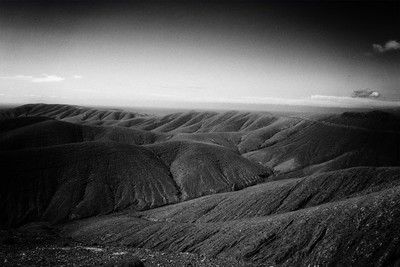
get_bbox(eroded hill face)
[0,105,270,227]
[64,167,400,266]
[1,103,400,266]
[2,103,399,175]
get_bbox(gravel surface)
[0,225,259,267]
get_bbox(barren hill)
[64,167,400,266]
[2,103,399,176]
[1,103,400,266]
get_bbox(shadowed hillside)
[322,110,400,132]
[0,103,148,122]
[2,103,399,176]
[0,141,268,227]
[63,167,400,266]
[243,120,400,176]
[0,142,181,227]
[138,167,400,222]
[0,116,162,150]
[146,141,270,200]
[1,103,400,266]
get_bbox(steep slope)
[0,104,285,133]
[0,142,180,227]
[0,103,148,123]
[139,167,400,223]
[146,141,270,200]
[0,140,270,228]
[166,132,241,151]
[237,117,305,154]
[0,118,83,150]
[0,116,51,132]
[322,110,400,132]
[63,167,400,267]
[3,104,400,178]
[0,117,162,150]
[2,104,400,266]
[82,124,162,145]
[243,121,400,175]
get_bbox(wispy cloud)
[372,40,400,53]
[72,75,83,79]
[352,89,380,98]
[162,85,204,89]
[0,74,65,83]
[31,74,65,83]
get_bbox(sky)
[0,0,399,109]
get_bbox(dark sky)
[0,0,399,108]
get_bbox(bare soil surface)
[2,104,400,266]
[0,224,258,267]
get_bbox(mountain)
[63,167,400,266]
[1,103,400,266]
[2,103,399,176]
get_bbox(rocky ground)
[2,104,400,266]
[0,223,258,267]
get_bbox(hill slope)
[0,142,180,227]
[0,140,267,227]
[2,103,399,177]
[2,103,400,266]
[63,167,400,266]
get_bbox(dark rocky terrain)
[1,103,400,266]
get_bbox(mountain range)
[1,103,400,266]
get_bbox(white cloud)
[0,74,65,83]
[372,40,400,53]
[72,75,83,79]
[352,89,380,98]
[31,74,65,83]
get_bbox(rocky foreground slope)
[1,103,400,266]
[65,167,400,266]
